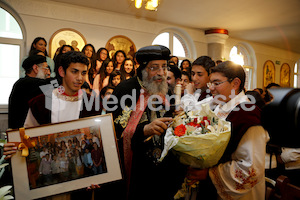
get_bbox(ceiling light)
[145,0,159,11]
[133,0,160,11]
[135,0,142,9]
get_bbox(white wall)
[4,0,300,90]
[4,0,206,58]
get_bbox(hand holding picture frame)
[7,114,122,200]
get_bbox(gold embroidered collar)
[53,88,83,102]
[137,77,148,91]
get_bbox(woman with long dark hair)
[93,59,115,94]
[180,59,192,74]
[20,37,55,77]
[112,50,126,70]
[81,44,97,88]
[95,47,109,73]
[120,58,135,80]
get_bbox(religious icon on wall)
[49,28,87,59]
[105,35,136,60]
[263,60,276,88]
[280,63,290,87]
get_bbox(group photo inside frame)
[263,60,276,88]
[280,63,290,87]
[49,28,87,59]
[105,35,136,60]
[7,114,122,200]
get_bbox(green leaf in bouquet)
[196,155,204,161]
[0,185,13,200]
[0,139,6,148]
[0,164,8,169]
[211,117,218,126]
[0,155,7,165]
[0,156,9,179]
[199,124,209,134]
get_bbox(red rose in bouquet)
[174,124,186,137]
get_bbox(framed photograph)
[49,28,87,59]
[105,35,136,60]
[280,63,290,87]
[263,60,276,88]
[7,114,122,200]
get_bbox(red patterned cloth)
[122,90,151,187]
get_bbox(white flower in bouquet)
[160,104,231,166]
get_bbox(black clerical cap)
[135,45,171,66]
[22,55,47,70]
[135,45,170,79]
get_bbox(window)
[0,4,25,111]
[229,45,255,90]
[0,8,22,39]
[294,61,300,88]
[152,31,191,64]
[0,43,20,104]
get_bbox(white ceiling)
[49,0,300,54]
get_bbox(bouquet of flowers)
[159,104,231,199]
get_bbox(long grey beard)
[142,69,168,95]
[36,68,46,79]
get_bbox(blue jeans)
[92,165,103,175]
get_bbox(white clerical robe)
[23,90,83,200]
[24,91,82,128]
[209,92,270,200]
[209,126,269,200]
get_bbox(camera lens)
[261,88,300,148]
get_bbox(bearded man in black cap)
[8,55,51,129]
[111,45,185,200]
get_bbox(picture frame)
[49,28,87,59]
[263,60,276,88]
[7,114,122,200]
[280,63,290,87]
[105,35,136,60]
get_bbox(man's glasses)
[40,66,49,70]
[147,66,168,72]
[207,79,232,88]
